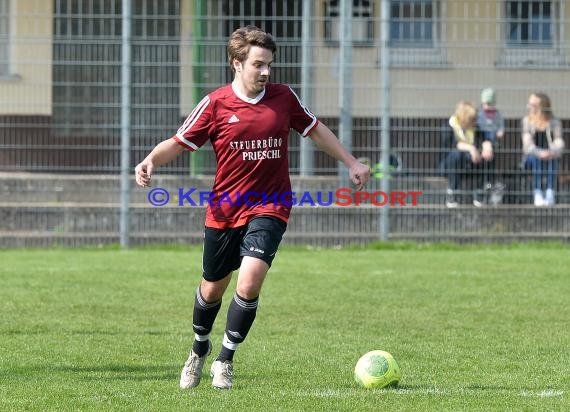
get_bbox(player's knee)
[235,284,261,300]
[200,278,230,302]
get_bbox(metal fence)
[1,0,569,246]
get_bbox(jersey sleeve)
[287,86,318,137]
[173,95,212,151]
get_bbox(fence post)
[379,0,391,241]
[300,0,314,176]
[338,0,353,189]
[120,0,132,248]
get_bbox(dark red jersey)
[173,83,318,228]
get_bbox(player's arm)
[308,122,370,189]
[135,137,185,187]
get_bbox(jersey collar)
[231,81,265,104]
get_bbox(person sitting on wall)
[476,88,505,205]
[440,100,495,208]
[521,92,565,206]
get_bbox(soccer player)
[134,25,370,390]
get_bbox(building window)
[499,1,566,67]
[506,1,554,47]
[53,0,180,141]
[324,0,374,45]
[389,0,448,67]
[390,0,436,48]
[193,1,303,90]
[0,0,9,75]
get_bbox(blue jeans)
[481,130,497,145]
[440,150,495,191]
[523,155,559,190]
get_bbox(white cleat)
[210,360,233,389]
[179,341,211,389]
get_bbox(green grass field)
[1,244,568,411]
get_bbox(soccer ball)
[354,350,401,389]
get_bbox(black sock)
[217,293,258,362]
[193,339,211,357]
[217,343,236,363]
[191,287,221,356]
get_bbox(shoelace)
[185,355,200,375]
[220,363,233,377]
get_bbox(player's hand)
[350,160,371,190]
[135,161,154,187]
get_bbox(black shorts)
[202,216,287,282]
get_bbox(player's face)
[235,46,272,98]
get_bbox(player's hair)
[531,92,553,120]
[454,101,477,128]
[227,25,277,72]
